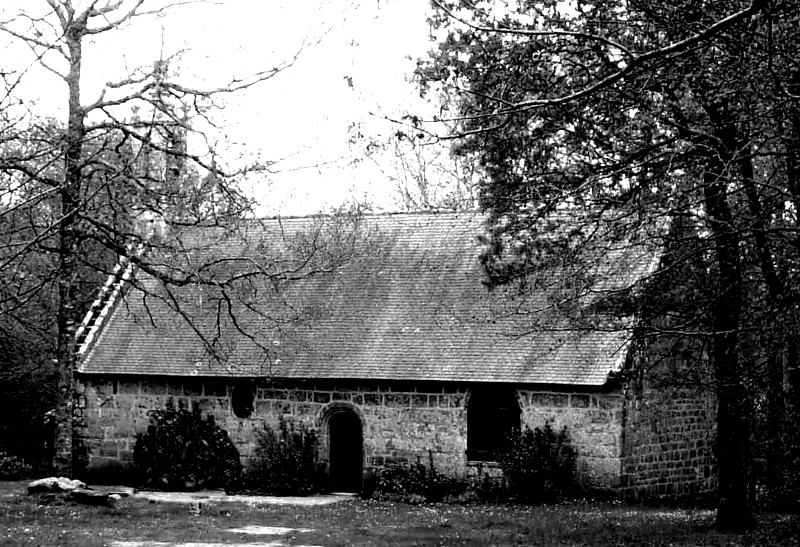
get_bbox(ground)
[0,481,798,546]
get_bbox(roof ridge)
[245,209,484,223]
[75,249,138,364]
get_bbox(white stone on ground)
[27,477,86,494]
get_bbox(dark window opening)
[231,379,256,419]
[467,387,520,462]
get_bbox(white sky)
[1,0,438,214]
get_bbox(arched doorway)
[327,409,363,493]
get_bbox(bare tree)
[353,124,479,211]
[0,0,346,476]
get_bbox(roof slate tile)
[78,212,655,386]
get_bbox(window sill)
[466,448,504,464]
[465,459,501,468]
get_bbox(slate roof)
[77,212,658,386]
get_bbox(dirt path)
[109,525,325,547]
[109,543,320,547]
[131,489,352,506]
[110,490,350,546]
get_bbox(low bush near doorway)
[244,417,326,495]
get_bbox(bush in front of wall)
[132,398,242,491]
[244,417,325,495]
[372,451,468,503]
[0,451,35,480]
[372,458,430,503]
[500,424,577,503]
[368,431,577,504]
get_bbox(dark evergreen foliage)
[132,399,242,491]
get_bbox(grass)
[0,481,798,546]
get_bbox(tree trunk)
[703,104,756,530]
[740,144,787,497]
[52,237,77,476]
[52,16,86,477]
[705,183,755,529]
[785,72,800,420]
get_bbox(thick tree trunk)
[702,106,756,530]
[52,16,86,477]
[705,185,755,529]
[52,243,77,476]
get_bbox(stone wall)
[74,375,625,487]
[518,390,624,488]
[621,394,717,498]
[618,333,718,499]
[74,376,234,474]
[257,381,471,474]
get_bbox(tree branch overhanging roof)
[76,211,660,386]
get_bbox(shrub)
[244,417,325,495]
[372,452,468,503]
[370,430,578,505]
[500,424,577,503]
[373,459,429,503]
[0,451,35,480]
[755,444,800,512]
[132,399,242,491]
[467,466,506,503]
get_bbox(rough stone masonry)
[75,377,626,488]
